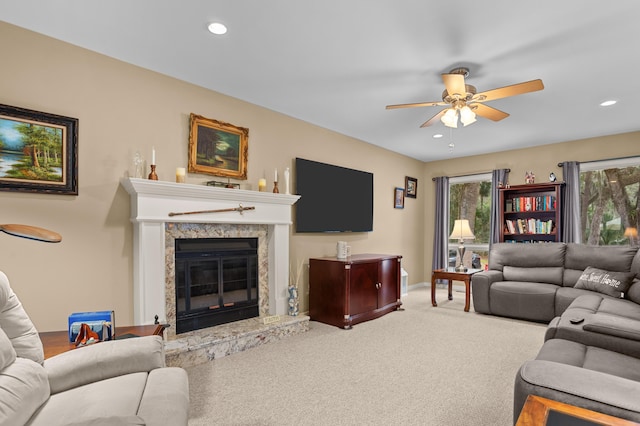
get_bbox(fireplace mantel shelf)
[121,177,300,225]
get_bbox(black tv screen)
[295,158,373,233]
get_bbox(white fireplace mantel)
[121,177,300,325]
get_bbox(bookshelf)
[499,182,564,243]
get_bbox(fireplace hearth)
[175,237,259,333]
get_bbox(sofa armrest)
[583,315,640,342]
[514,360,640,422]
[471,270,503,314]
[44,335,165,394]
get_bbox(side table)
[431,267,482,312]
[39,324,168,359]
[516,394,639,425]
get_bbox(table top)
[39,324,166,359]
[516,395,639,425]
[433,267,482,277]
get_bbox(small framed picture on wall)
[405,176,418,198]
[394,187,405,209]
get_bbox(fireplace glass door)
[175,238,259,333]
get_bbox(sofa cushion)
[0,271,44,364]
[490,281,557,322]
[625,279,640,304]
[574,266,635,298]
[489,242,566,273]
[564,244,638,287]
[0,328,16,371]
[26,372,148,426]
[503,265,564,285]
[0,357,50,426]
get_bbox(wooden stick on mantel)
[168,204,255,217]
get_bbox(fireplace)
[121,177,300,336]
[175,237,259,333]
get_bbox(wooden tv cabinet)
[309,254,403,329]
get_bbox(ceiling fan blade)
[442,73,466,97]
[473,103,509,121]
[0,224,62,243]
[420,109,446,128]
[386,100,446,109]
[474,79,544,102]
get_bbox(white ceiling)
[2,1,639,162]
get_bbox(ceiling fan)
[386,67,544,128]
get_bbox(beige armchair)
[0,271,189,426]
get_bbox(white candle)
[175,167,186,183]
[258,178,266,191]
[152,147,156,165]
[284,167,290,194]
[274,168,278,182]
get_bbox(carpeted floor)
[185,286,546,425]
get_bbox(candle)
[258,178,266,192]
[274,168,278,182]
[284,168,290,195]
[152,147,156,165]
[175,167,186,183]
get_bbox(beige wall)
[0,22,425,331]
[422,132,640,279]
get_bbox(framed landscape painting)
[188,113,248,180]
[405,176,418,198]
[394,187,405,209]
[0,104,78,195]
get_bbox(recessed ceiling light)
[600,100,617,107]
[433,134,443,139]
[208,22,228,35]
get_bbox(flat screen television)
[295,158,373,233]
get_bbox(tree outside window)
[580,164,640,246]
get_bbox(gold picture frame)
[188,113,248,180]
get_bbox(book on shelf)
[507,195,556,212]
[505,219,554,235]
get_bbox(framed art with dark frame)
[0,104,78,195]
[394,187,405,209]
[405,176,418,198]
[188,113,248,180]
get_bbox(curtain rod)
[558,154,640,168]
[431,168,510,181]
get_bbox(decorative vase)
[288,285,299,316]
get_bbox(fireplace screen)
[175,237,259,334]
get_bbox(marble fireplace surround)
[121,178,300,334]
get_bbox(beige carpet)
[185,286,546,425]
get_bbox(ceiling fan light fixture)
[208,22,228,35]
[441,108,458,128]
[459,105,477,126]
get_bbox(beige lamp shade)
[449,219,475,241]
[624,227,638,238]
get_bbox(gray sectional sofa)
[471,242,640,423]
[472,242,640,322]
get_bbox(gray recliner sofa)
[0,271,190,426]
[473,243,640,423]
[472,242,640,322]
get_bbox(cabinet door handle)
[376,282,381,289]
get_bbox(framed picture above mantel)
[0,104,78,195]
[188,113,248,180]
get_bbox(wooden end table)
[516,394,640,425]
[39,324,168,359]
[431,267,482,312]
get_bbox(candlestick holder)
[148,164,158,180]
[273,181,279,193]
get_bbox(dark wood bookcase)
[499,182,564,243]
[309,254,402,329]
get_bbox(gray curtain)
[432,176,449,272]
[490,168,510,246]
[561,161,582,243]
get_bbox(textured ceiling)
[2,1,639,161]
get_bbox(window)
[449,173,491,269]
[580,157,640,246]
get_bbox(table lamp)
[449,219,475,272]
[624,227,638,246]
